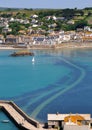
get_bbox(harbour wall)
[0,100,39,129]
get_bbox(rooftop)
[48,114,91,121]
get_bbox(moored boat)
[1,120,9,123]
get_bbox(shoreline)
[0,42,92,50]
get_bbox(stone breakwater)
[0,100,42,130]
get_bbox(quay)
[0,100,92,130]
[0,100,45,130]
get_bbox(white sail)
[32,57,35,62]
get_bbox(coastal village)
[0,8,92,49]
[0,8,92,130]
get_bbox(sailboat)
[32,57,35,63]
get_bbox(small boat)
[1,120,9,123]
[32,57,35,63]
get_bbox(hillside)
[0,7,92,35]
[0,7,92,21]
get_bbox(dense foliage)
[0,8,92,35]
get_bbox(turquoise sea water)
[0,48,92,129]
[0,110,18,130]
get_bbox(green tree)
[9,22,22,35]
[0,27,3,34]
[24,23,30,28]
[74,20,88,29]
[62,9,75,19]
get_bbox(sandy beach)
[0,46,15,50]
[0,42,92,50]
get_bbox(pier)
[0,100,44,130]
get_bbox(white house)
[52,16,57,20]
[9,17,14,22]
[31,14,38,18]
[32,24,38,27]
[84,26,92,31]
[2,27,12,33]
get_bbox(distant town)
[0,7,92,49]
